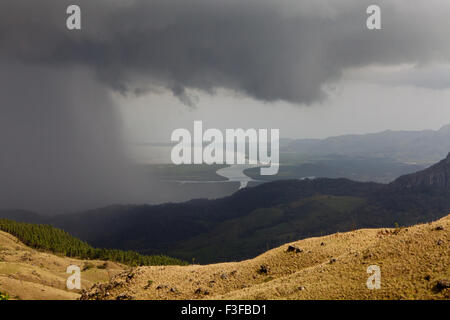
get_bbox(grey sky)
[1,0,450,212]
[2,0,450,104]
[117,64,450,143]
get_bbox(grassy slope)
[81,214,449,300]
[0,230,127,300]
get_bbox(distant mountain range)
[2,153,450,264]
[281,124,450,165]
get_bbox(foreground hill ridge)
[80,215,449,300]
[0,230,127,300]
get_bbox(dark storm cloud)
[2,0,450,105]
[1,0,450,212]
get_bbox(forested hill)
[2,154,450,263]
[0,219,187,266]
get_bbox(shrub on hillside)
[0,291,9,300]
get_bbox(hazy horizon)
[127,122,450,145]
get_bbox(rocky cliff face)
[392,153,450,189]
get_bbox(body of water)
[216,164,259,189]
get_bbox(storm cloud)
[1,0,450,212]
[2,0,450,104]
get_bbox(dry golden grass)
[1,215,448,300]
[81,215,449,300]
[0,230,126,300]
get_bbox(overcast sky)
[117,63,450,143]
[1,0,450,212]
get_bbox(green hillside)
[168,195,366,262]
[0,219,187,267]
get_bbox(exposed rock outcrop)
[392,152,450,189]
